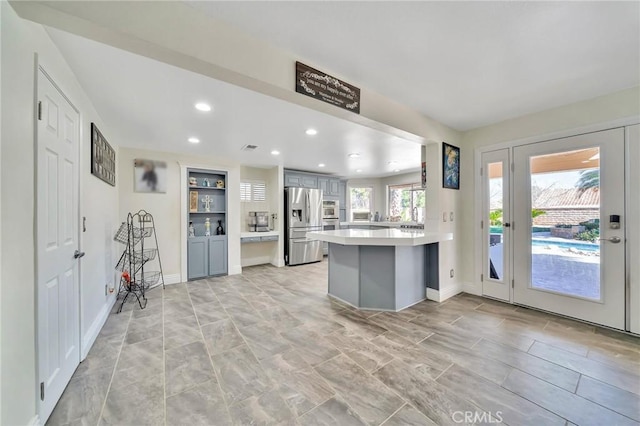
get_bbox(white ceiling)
[187,1,640,131]
[47,28,422,178]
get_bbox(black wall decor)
[442,142,460,190]
[295,62,360,114]
[91,123,116,186]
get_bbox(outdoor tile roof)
[533,187,599,208]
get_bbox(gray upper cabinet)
[284,170,341,195]
[339,180,347,205]
[284,171,318,189]
[318,177,329,195]
[329,179,340,196]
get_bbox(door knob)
[74,250,86,259]
[503,223,511,228]
[599,236,621,244]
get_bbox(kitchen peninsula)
[307,228,453,312]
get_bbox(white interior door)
[37,68,81,421]
[481,149,511,301]
[513,128,625,329]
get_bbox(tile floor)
[47,260,639,425]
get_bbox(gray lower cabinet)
[188,236,227,280]
[209,236,227,276]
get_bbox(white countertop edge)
[240,231,280,238]
[307,230,453,246]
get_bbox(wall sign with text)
[295,62,360,114]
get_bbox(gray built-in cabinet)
[284,169,345,199]
[187,168,228,280]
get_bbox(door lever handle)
[599,236,621,244]
[74,250,86,259]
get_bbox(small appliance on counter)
[248,211,270,232]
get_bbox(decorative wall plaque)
[91,123,116,186]
[295,62,360,114]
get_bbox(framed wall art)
[134,159,167,193]
[442,142,460,190]
[90,123,116,186]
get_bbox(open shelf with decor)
[187,168,228,279]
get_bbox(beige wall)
[118,147,244,279]
[1,4,120,424]
[240,166,281,267]
[460,86,640,292]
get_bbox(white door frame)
[473,116,639,330]
[34,61,83,419]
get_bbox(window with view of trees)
[388,183,425,222]
[350,187,373,217]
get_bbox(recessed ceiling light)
[195,103,211,112]
[305,128,318,136]
[356,169,363,173]
[188,137,200,144]
[348,153,360,158]
[318,163,326,168]
[271,150,280,156]
[393,169,400,173]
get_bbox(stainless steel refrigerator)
[285,187,323,265]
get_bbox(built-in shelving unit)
[187,169,228,279]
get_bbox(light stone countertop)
[307,228,453,247]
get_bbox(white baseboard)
[162,273,181,285]
[241,256,271,267]
[230,264,242,275]
[28,414,41,426]
[81,296,116,359]
[426,283,463,303]
[270,257,285,267]
[462,281,482,296]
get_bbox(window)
[240,180,266,202]
[388,183,425,222]
[349,186,374,219]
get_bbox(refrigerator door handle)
[306,192,310,224]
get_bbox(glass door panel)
[529,148,601,300]
[482,149,510,301]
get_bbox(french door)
[481,149,511,301]
[512,128,626,329]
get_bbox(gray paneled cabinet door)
[209,236,227,276]
[329,179,340,196]
[318,177,329,194]
[188,237,208,279]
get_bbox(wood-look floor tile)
[502,369,637,426]
[474,339,580,391]
[371,332,451,379]
[325,328,393,373]
[529,341,640,395]
[315,354,405,425]
[420,334,512,385]
[450,316,535,352]
[370,312,433,343]
[280,327,340,367]
[382,404,437,426]
[437,364,565,426]
[576,375,640,422]
[331,309,388,340]
[373,359,481,426]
